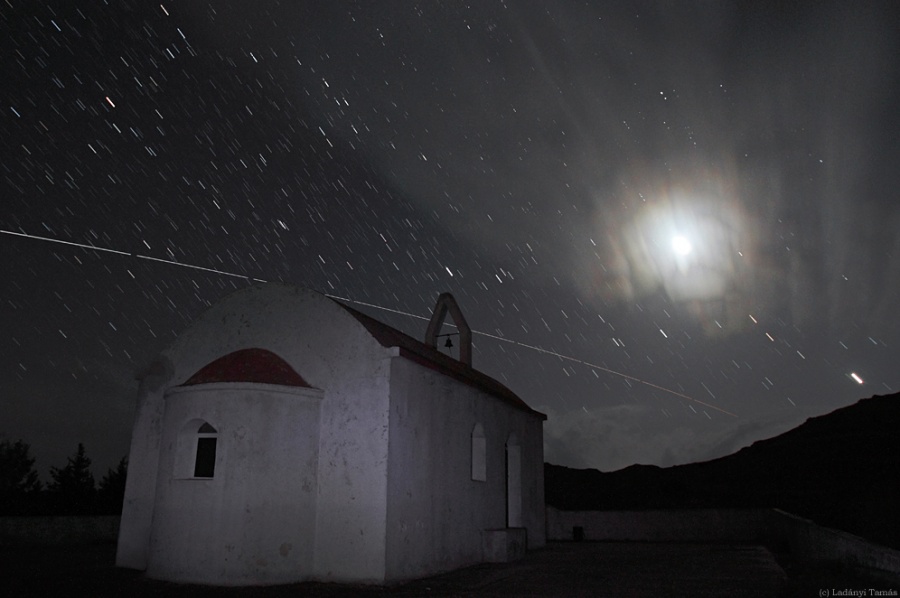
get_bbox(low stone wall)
[769,509,900,576]
[546,507,772,543]
[0,516,120,546]
[545,507,900,578]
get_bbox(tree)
[97,457,128,514]
[48,443,96,515]
[0,439,43,515]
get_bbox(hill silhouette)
[545,392,900,550]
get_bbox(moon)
[672,235,693,256]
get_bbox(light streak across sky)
[1,228,734,417]
[2,229,267,282]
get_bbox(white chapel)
[116,284,546,585]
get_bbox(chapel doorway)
[505,434,522,527]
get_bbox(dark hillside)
[546,392,900,550]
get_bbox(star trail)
[2,1,899,475]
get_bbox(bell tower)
[424,292,472,367]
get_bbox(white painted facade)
[116,284,545,585]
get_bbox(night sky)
[3,1,899,478]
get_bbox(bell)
[444,337,454,349]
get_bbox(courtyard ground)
[4,541,896,597]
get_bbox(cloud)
[542,402,683,471]
[542,401,813,472]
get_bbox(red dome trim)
[182,348,310,387]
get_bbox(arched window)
[194,422,218,478]
[174,419,219,479]
[471,423,486,481]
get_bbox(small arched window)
[471,423,486,482]
[193,422,218,478]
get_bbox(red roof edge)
[332,299,546,420]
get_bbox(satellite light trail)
[2,228,737,418]
[850,372,864,385]
[1,229,267,282]
[472,329,738,417]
